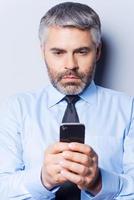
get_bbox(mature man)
[0,2,134,200]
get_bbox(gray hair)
[39,2,101,46]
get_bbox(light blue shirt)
[0,81,134,200]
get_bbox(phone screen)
[60,123,85,143]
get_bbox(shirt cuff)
[82,168,120,199]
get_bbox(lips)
[63,75,79,79]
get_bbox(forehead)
[44,26,94,48]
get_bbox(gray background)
[0,0,134,103]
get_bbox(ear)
[96,42,102,62]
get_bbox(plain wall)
[0,0,134,103]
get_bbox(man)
[0,2,134,200]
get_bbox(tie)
[55,95,81,200]
[62,95,80,123]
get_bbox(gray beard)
[47,70,95,95]
[51,79,89,95]
[45,61,96,95]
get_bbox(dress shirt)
[0,81,134,200]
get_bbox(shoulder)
[0,85,51,114]
[96,84,134,112]
[96,84,133,101]
[8,85,50,102]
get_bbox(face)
[41,26,101,95]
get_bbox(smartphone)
[60,123,85,143]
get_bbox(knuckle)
[54,174,60,184]
[93,155,98,163]
[92,159,98,168]
[77,176,83,185]
[83,156,89,164]
[85,176,92,185]
[86,146,92,154]
[81,166,87,175]
[64,151,73,159]
[55,173,66,184]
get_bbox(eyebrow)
[74,47,91,53]
[50,48,66,52]
[50,47,91,52]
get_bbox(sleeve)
[0,96,55,200]
[81,98,134,200]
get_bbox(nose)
[65,54,78,70]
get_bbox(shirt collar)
[46,80,97,108]
[46,85,65,108]
[79,80,98,105]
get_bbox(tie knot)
[64,95,80,105]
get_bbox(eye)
[78,49,89,55]
[54,51,62,55]
[52,50,65,56]
[75,48,90,56]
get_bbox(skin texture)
[41,26,102,195]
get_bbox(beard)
[45,62,96,95]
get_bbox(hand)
[60,142,102,195]
[41,142,69,190]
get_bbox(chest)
[21,102,127,173]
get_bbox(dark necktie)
[62,95,80,123]
[55,95,81,200]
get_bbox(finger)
[42,163,67,188]
[62,151,93,166]
[45,162,62,176]
[45,142,69,154]
[45,152,64,165]
[60,167,100,191]
[60,159,90,176]
[51,170,68,185]
[61,168,85,186]
[45,170,67,188]
[68,143,95,157]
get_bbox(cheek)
[46,57,64,72]
[47,65,58,78]
[78,53,96,66]
[78,58,95,74]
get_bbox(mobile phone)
[60,123,85,143]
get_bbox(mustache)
[57,70,85,80]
